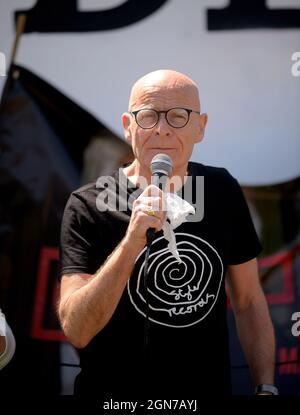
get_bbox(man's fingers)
[134,196,163,211]
[134,185,167,211]
[136,203,164,219]
[140,184,163,198]
[134,203,165,230]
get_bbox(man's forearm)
[60,237,142,348]
[234,297,275,387]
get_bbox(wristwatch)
[255,384,279,395]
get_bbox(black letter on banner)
[15,0,169,33]
[207,0,300,30]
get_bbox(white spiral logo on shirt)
[127,233,224,327]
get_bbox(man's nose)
[154,114,171,136]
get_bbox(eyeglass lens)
[136,108,189,128]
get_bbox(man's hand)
[125,185,166,250]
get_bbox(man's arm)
[58,185,165,349]
[59,240,141,348]
[227,258,276,388]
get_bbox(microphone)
[146,153,173,244]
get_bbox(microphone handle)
[146,228,156,244]
[146,172,167,244]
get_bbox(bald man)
[59,70,276,398]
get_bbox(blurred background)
[0,0,299,395]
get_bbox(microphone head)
[150,153,173,177]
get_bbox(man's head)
[122,69,208,177]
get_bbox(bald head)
[128,69,200,111]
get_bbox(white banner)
[0,0,300,185]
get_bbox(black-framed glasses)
[130,107,200,129]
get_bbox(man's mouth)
[149,148,175,150]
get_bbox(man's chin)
[147,148,177,159]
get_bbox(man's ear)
[122,112,132,143]
[195,113,208,143]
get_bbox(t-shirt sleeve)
[225,173,262,265]
[59,192,98,277]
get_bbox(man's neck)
[123,160,188,192]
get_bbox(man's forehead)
[129,81,200,110]
[139,85,194,100]
[134,74,197,96]
[129,70,200,107]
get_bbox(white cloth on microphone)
[162,193,195,263]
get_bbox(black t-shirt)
[60,162,262,398]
